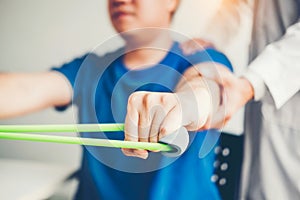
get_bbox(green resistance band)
[0,124,174,152]
[0,123,125,133]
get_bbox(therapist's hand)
[122,74,212,159]
[180,38,254,130]
[191,63,254,130]
[180,38,214,54]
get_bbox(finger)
[121,148,148,159]
[138,112,151,143]
[149,104,167,143]
[122,132,149,159]
[180,40,193,55]
[124,94,139,142]
[180,40,198,55]
[123,93,148,159]
[148,94,177,153]
[124,115,148,159]
[150,94,177,142]
[176,67,200,91]
[195,63,234,86]
[193,38,214,49]
[176,74,206,93]
[198,103,228,131]
[137,93,152,143]
[159,105,182,141]
[178,63,230,95]
[183,40,202,55]
[180,39,214,55]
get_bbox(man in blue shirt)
[53,41,232,199]
[0,0,232,199]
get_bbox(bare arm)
[181,39,254,129]
[122,64,218,159]
[0,71,72,119]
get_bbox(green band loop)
[0,132,174,152]
[0,123,125,133]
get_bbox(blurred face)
[108,0,178,33]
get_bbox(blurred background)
[0,0,252,199]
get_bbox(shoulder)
[56,48,124,76]
[82,47,124,67]
[181,47,233,72]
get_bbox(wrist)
[239,77,254,103]
[242,69,267,101]
[177,87,211,131]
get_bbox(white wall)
[0,0,116,166]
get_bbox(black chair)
[212,133,244,200]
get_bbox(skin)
[0,72,71,119]
[181,39,254,130]
[107,0,214,159]
[0,0,253,160]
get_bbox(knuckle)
[225,109,234,120]
[225,115,231,123]
[128,93,139,106]
[142,93,152,109]
[162,93,178,106]
[128,91,146,105]
[159,127,168,138]
[160,94,170,105]
[183,67,194,76]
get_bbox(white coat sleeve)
[243,20,300,109]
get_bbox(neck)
[124,31,173,70]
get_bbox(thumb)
[158,106,182,141]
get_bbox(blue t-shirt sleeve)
[186,48,233,72]
[52,55,87,88]
[51,55,86,111]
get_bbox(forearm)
[0,72,48,118]
[0,72,71,119]
[205,78,221,115]
[176,67,222,131]
[180,63,255,130]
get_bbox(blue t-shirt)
[53,42,232,200]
